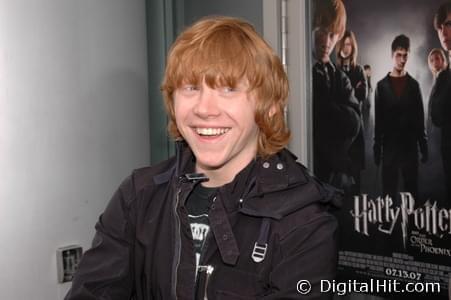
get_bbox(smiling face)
[174,79,259,186]
[162,17,290,167]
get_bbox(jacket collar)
[384,71,412,82]
[166,141,337,219]
[171,141,307,191]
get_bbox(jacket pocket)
[209,266,259,299]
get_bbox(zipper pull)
[196,265,214,300]
[183,173,209,183]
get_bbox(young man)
[429,2,451,200]
[312,0,361,191]
[65,16,339,299]
[373,34,428,201]
[335,29,367,193]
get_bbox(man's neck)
[314,54,330,64]
[195,156,255,188]
[198,168,232,188]
[390,68,406,77]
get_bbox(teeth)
[195,128,230,136]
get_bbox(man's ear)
[268,104,277,118]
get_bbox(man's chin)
[195,155,226,171]
[440,40,451,51]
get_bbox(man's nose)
[326,35,334,46]
[193,88,220,118]
[439,25,449,38]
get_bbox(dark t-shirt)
[185,183,217,268]
[390,75,407,98]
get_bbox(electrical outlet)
[56,245,83,283]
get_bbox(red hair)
[313,0,347,39]
[161,16,290,158]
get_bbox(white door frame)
[263,0,312,168]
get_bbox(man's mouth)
[195,127,230,137]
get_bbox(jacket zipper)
[172,177,202,299]
[171,187,183,300]
[172,173,209,299]
[195,196,216,299]
[196,265,214,300]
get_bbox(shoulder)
[437,68,451,84]
[377,74,390,86]
[376,75,391,91]
[249,149,341,222]
[272,161,339,241]
[406,73,420,87]
[122,155,177,197]
[353,64,365,74]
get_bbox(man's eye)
[222,87,235,93]
[444,20,451,28]
[183,85,199,91]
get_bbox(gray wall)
[0,0,149,298]
[183,0,263,33]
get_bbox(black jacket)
[341,64,367,105]
[341,64,367,169]
[429,68,451,147]
[65,144,340,299]
[374,73,428,164]
[313,62,361,183]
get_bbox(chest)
[134,185,277,299]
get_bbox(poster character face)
[429,52,446,74]
[437,13,451,51]
[314,28,340,63]
[392,48,409,73]
[340,37,353,59]
[174,79,259,183]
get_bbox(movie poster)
[311,0,450,298]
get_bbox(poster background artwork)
[311,0,451,297]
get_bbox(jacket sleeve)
[429,71,448,127]
[414,82,428,158]
[262,211,338,299]
[373,83,383,161]
[338,72,361,141]
[317,71,361,142]
[354,65,368,104]
[65,175,137,300]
